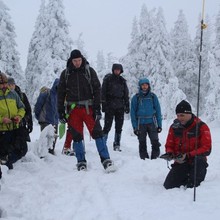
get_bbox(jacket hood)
[138,78,150,87]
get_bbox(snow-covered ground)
[0,119,219,220]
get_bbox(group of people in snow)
[0,49,212,189]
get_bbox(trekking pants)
[163,156,208,189]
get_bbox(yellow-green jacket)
[0,88,25,131]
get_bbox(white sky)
[5,0,220,69]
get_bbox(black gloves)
[157,127,162,133]
[124,105,130,114]
[174,153,188,164]
[133,129,140,136]
[59,111,67,124]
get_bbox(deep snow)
[0,119,219,220]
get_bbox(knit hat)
[70,49,83,59]
[112,63,123,73]
[0,72,8,84]
[175,100,192,114]
[7,77,15,85]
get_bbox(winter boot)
[77,161,87,171]
[151,148,160,159]
[102,159,116,173]
[113,133,121,151]
[0,166,2,179]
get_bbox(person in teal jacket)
[130,78,162,160]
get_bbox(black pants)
[138,123,161,159]
[0,128,27,167]
[103,108,124,134]
[163,156,208,189]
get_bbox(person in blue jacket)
[130,78,162,160]
[34,78,59,154]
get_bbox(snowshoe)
[102,159,116,173]
[77,161,87,171]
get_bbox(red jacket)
[165,116,212,160]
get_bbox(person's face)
[8,83,15,91]
[113,69,121,75]
[141,83,149,91]
[176,113,192,125]
[0,82,8,92]
[72,57,82,68]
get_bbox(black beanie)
[70,49,82,59]
[175,100,192,114]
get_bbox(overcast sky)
[5,0,220,69]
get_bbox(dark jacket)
[34,79,59,125]
[101,73,129,110]
[57,58,101,113]
[15,85,33,128]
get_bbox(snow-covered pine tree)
[73,33,88,59]
[146,7,185,119]
[25,0,72,105]
[171,10,198,108]
[0,0,24,88]
[96,50,106,81]
[213,7,220,73]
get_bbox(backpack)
[65,64,93,94]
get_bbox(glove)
[27,122,33,133]
[59,111,67,124]
[157,127,162,133]
[174,153,188,164]
[133,129,140,136]
[94,109,102,120]
[124,105,130,114]
[160,152,174,161]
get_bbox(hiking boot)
[102,159,113,169]
[151,149,160,159]
[48,148,55,155]
[113,143,121,152]
[140,152,149,160]
[62,147,75,156]
[77,161,87,171]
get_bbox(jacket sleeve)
[90,67,101,108]
[165,126,175,153]
[153,94,162,128]
[189,123,212,157]
[57,70,67,113]
[14,91,25,118]
[130,95,138,129]
[124,80,130,108]
[34,92,47,120]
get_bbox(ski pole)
[194,0,206,202]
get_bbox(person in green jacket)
[0,72,25,177]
